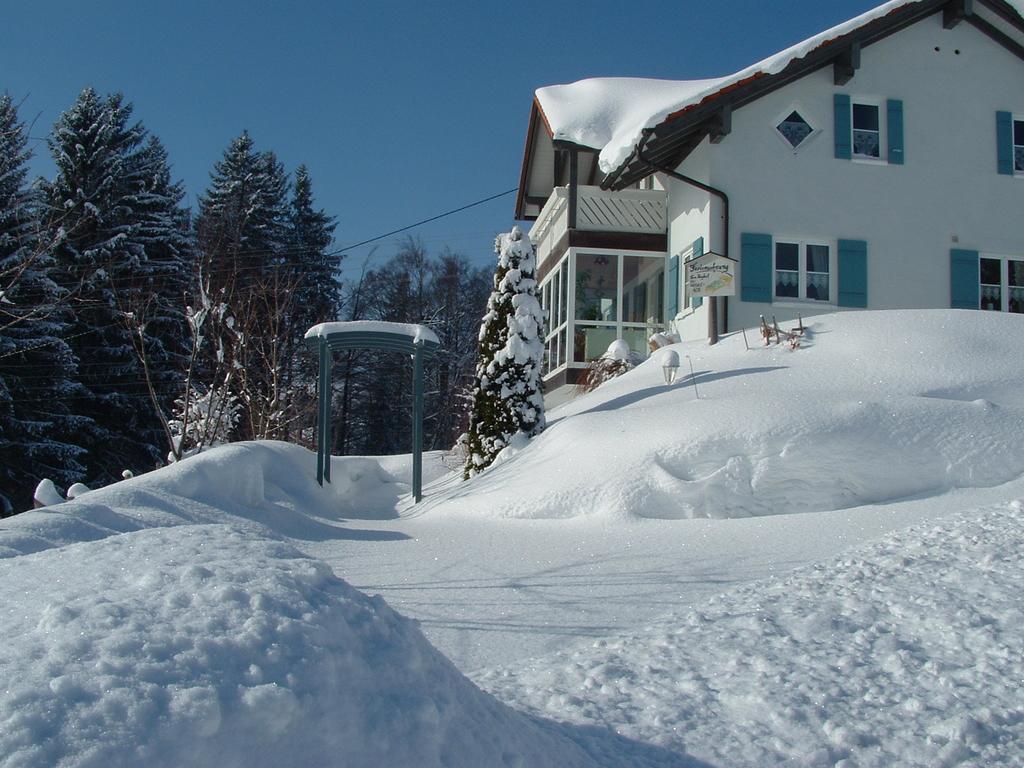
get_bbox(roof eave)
[514,100,546,221]
[603,0,963,189]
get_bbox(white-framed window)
[540,256,570,375]
[979,255,1024,313]
[774,239,832,302]
[680,244,698,310]
[1015,116,1024,173]
[851,100,883,160]
[572,249,666,364]
[774,105,819,151]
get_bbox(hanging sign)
[685,251,737,297]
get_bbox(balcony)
[529,185,668,270]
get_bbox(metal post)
[411,343,424,502]
[316,339,328,486]
[686,355,699,399]
[708,296,719,346]
[323,343,332,485]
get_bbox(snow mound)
[479,499,1024,767]
[0,442,449,557]
[0,525,685,768]
[0,449,694,766]
[427,311,1024,520]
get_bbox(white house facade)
[515,0,1024,396]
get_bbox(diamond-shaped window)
[777,110,813,149]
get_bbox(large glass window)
[573,325,618,363]
[980,256,1024,313]
[575,253,618,322]
[540,254,571,375]
[622,256,664,324]
[559,260,568,327]
[542,250,670,376]
[775,240,831,302]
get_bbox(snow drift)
[3,308,1024,767]
[480,499,1024,766]
[0,525,686,768]
[427,311,1024,521]
[0,442,451,558]
[0,446,689,767]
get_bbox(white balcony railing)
[529,185,668,269]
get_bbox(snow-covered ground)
[2,310,1023,766]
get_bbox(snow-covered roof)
[534,0,1024,176]
[305,320,440,346]
[535,76,726,156]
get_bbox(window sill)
[772,299,834,309]
[851,157,888,166]
[542,364,569,380]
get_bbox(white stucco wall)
[669,11,1024,338]
[662,147,715,338]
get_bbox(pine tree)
[429,250,491,448]
[43,88,189,483]
[194,133,293,440]
[357,238,431,454]
[0,93,88,513]
[271,165,340,442]
[463,227,546,478]
[120,135,194,448]
[288,165,339,334]
[196,132,290,288]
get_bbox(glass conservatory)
[539,248,666,381]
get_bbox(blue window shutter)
[834,94,852,160]
[667,254,679,317]
[691,236,704,308]
[950,249,980,309]
[741,232,772,303]
[887,100,904,165]
[838,239,868,307]
[997,111,1014,175]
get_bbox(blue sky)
[3,0,883,279]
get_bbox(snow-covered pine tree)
[119,135,194,450]
[194,133,293,440]
[352,238,431,455]
[196,132,291,288]
[0,93,89,513]
[288,165,340,334]
[43,89,180,483]
[275,165,340,441]
[429,250,491,449]
[463,227,545,478]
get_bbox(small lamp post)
[661,349,680,385]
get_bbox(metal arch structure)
[305,323,441,502]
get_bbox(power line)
[331,187,518,254]
[2,186,518,292]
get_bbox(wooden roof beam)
[709,104,732,144]
[944,0,974,28]
[833,41,861,85]
[553,149,567,187]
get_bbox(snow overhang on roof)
[517,0,1024,202]
[534,77,727,156]
[304,321,440,347]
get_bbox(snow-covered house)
[516,0,1024,393]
